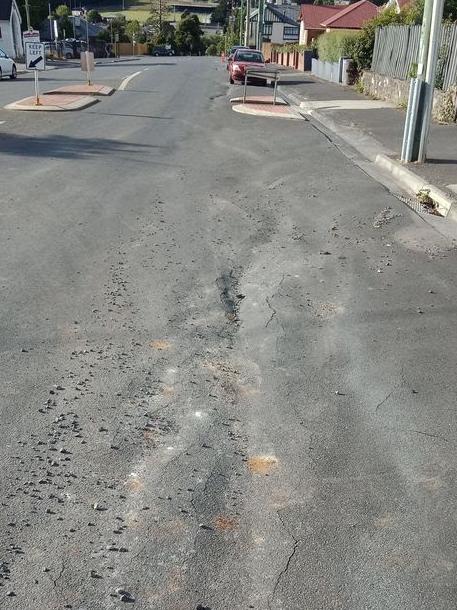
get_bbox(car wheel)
[168,52,173,56]
[65,53,73,59]
[9,65,17,79]
[229,76,234,84]
[154,53,159,56]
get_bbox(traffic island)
[230,95,288,105]
[46,83,115,96]
[231,97,302,120]
[5,94,99,112]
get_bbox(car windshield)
[235,51,263,63]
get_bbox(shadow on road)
[87,111,174,119]
[96,62,177,68]
[279,79,315,86]
[0,132,171,160]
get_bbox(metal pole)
[25,0,31,30]
[239,0,244,46]
[257,0,263,51]
[34,70,41,105]
[273,73,278,105]
[243,71,248,103]
[49,3,53,41]
[244,0,250,47]
[401,0,433,161]
[418,0,445,162]
[401,77,422,162]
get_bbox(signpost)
[23,30,40,46]
[81,51,95,86]
[25,42,46,106]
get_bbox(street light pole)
[244,0,250,47]
[25,0,31,29]
[401,0,444,162]
[418,0,445,161]
[239,0,244,46]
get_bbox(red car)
[229,49,268,86]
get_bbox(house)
[299,4,342,46]
[0,0,23,59]
[249,3,300,47]
[299,0,378,46]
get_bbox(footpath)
[277,70,457,221]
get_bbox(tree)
[55,4,72,39]
[126,19,141,42]
[211,0,229,25]
[87,10,103,24]
[175,13,203,54]
[149,0,171,36]
[17,0,48,27]
[55,4,71,19]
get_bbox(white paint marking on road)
[194,411,203,418]
[0,121,5,125]
[119,70,142,91]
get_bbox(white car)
[0,48,17,80]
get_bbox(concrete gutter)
[375,154,455,217]
[280,88,457,221]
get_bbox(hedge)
[316,30,361,63]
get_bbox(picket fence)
[372,24,457,90]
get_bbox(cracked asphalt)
[1,57,457,610]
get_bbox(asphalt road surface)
[1,57,457,610]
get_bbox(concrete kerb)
[46,84,115,96]
[232,103,303,120]
[5,95,99,111]
[278,86,457,221]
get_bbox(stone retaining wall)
[361,70,457,123]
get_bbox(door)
[0,49,11,76]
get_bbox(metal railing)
[243,67,281,103]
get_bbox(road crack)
[265,274,285,328]
[268,510,299,609]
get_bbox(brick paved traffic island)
[5,93,99,112]
[231,95,301,120]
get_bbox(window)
[234,51,264,63]
[263,23,272,36]
[283,26,299,40]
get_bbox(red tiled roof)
[320,0,378,28]
[300,4,341,29]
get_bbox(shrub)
[316,30,360,63]
[206,44,218,56]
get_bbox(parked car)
[0,48,17,80]
[226,45,249,70]
[44,40,87,60]
[229,49,267,85]
[151,46,174,57]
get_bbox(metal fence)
[371,24,457,90]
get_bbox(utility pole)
[418,0,445,161]
[25,0,31,30]
[244,0,250,47]
[257,0,264,51]
[401,0,444,162]
[239,0,244,46]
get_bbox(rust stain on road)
[247,455,278,475]
[213,515,238,531]
[150,340,171,350]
